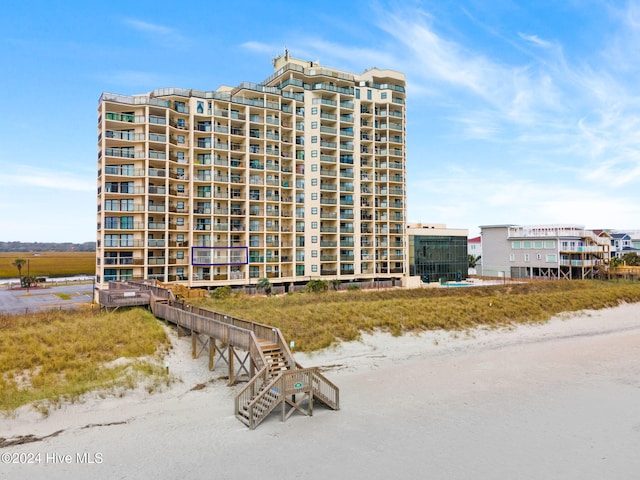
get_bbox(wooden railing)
[310,370,340,410]
[103,280,339,428]
[273,327,297,370]
[236,367,340,429]
[150,298,268,372]
[98,289,151,308]
[175,302,279,345]
[235,366,272,429]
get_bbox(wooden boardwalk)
[99,281,339,429]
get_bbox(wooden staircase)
[107,280,339,430]
[235,340,340,429]
[259,340,290,378]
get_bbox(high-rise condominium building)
[96,51,406,290]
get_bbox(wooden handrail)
[102,280,339,429]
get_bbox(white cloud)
[122,18,175,36]
[0,167,94,192]
[240,41,278,55]
[518,33,552,48]
[121,17,189,47]
[408,168,639,233]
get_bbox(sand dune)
[2,303,639,479]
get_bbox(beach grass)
[3,279,640,412]
[0,308,171,412]
[194,280,640,351]
[0,252,95,279]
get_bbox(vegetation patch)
[0,308,171,412]
[0,252,95,279]
[195,280,640,351]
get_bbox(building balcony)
[321,269,337,276]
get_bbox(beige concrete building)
[97,51,406,290]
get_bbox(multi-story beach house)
[479,224,610,280]
[96,51,406,290]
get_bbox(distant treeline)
[0,241,96,252]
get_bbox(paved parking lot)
[0,282,94,314]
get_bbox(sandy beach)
[1,303,639,480]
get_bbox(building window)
[367,90,372,100]
[546,254,557,262]
[512,241,520,249]
[524,253,530,262]
[355,88,360,99]
[311,121,318,129]
[311,265,318,272]
[311,178,318,186]
[509,253,515,261]
[311,236,318,243]
[311,136,318,143]
[311,250,318,258]
[311,150,318,157]
[544,241,555,248]
[311,163,318,171]
[104,234,118,247]
[311,221,318,229]
[311,107,318,115]
[311,207,318,214]
[381,92,387,99]
[118,234,132,247]
[311,193,318,200]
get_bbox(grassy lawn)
[0,308,171,413]
[194,280,640,351]
[0,252,95,279]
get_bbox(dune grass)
[194,280,640,351]
[0,308,171,413]
[3,279,639,412]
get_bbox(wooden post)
[281,378,286,422]
[228,344,235,385]
[209,337,215,371]
[192,332,197,359]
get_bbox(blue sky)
[1,0,639,242]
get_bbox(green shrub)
[306,279,328,292]
[210,285,232,299]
